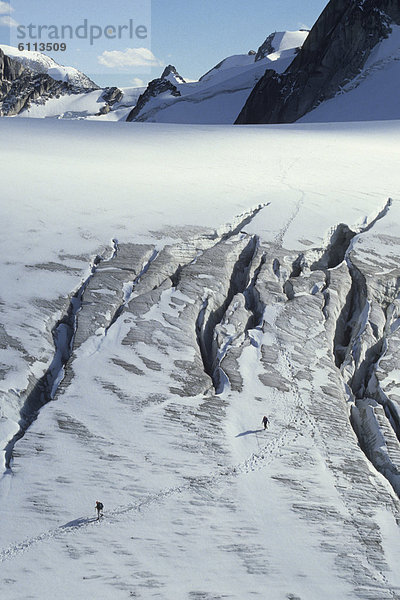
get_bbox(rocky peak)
[0,48,24,82]
[0,45,99,90]
[126,76,181,122]
[161,65,186,84]
[255,32,276,61]
[236,0,400,124]
[96,87,124,116]
[0,47,97,116]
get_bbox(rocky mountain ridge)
[236,0,400,123]
[0,47,97,116]
[125,30,308,124]
[126,67,182,122]
[0,27,309,122]
[2,1,399,123]
[0,44,98,89]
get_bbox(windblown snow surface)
[0,118,400,599]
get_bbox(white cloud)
[131,77,146,87]
[98,47,163,70]
[0,1,13,15]
[0,15,18,27]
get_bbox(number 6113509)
[18,43,67,52]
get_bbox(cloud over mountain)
[98,47,164,69]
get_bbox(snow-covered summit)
[255,29,309,61]
[237,0,400,123]
[0,29,308,123]
[0,44,99,89]
[200,30,308,85]
[126,29,309,124]
[160,64,187,85]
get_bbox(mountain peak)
[236,0,400,124]
[161,65,186,84]
[0,47,90,116]
[255,30,309,62]
[255,32,276,61]
[0,44,99,89]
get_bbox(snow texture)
[0,117,400,599]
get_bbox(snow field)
[0,118,400,598]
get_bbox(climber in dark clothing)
[95,501,104,520]
[262,416,269,430]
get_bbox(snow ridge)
[3,240,118,470]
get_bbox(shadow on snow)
[60,516,98,529]
[235,429,264,437]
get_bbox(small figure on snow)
[262,416,269,430]
[95,500,104,520]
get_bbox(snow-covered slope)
[266,29,309,54]
[299,24,400,122]
[0,31,307,122]
[127,30,308,124]
[0,44,98,89]
[15,86,145,121]
[237,0,400,124]
[0,117,400,599]
[200,31,307,84]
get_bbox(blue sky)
[1,0,327,87]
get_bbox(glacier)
[0,117,400,598]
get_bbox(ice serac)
[236,0,400,124]
[2,198,400,597]
[339,204,400,497]
[269,198,400,500]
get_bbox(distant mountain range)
[236,0,400,124]
[0,30,308,122]
[1,0,400,123]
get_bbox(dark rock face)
[254,32,276,62]
[236,0,400,124]
[101,86,124,106]
[96,86,124,115]
[161,65,186,84]
[0,48,25,81]
[0,48,96,116]
[126,72,181,122]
